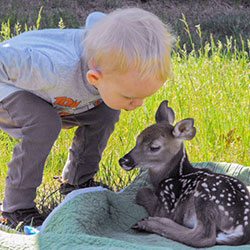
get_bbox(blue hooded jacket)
[0,12,106,115]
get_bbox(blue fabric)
[0,162,249,250]
[0,12,106,115]
[24,226,41,235]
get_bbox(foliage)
[175,9,250,55]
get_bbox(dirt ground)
[1,0,249,28]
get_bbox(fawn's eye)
[149,144,161,152]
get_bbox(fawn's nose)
[119,154,136,171]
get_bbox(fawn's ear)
[155,100,175,125]
[172,118,196,140]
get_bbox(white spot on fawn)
[201,182,208,188]
[164,190,169,195]
[171,193,175,199]
[219,205,225,211]
[194,191,200,197]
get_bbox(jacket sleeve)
[0,44,56,91]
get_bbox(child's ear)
[86,69,102,86]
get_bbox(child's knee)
[17,92,62,141]
[36,109,62,141]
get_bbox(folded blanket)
[0,162,249,250]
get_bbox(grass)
[0,7,249,216]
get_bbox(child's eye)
[124,96,132,100]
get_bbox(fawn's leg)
[135,198,217,248]
[136,216,216,247]
[136,187,162,216]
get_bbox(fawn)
[119,100,250,247]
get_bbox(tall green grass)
[0,14,249,211]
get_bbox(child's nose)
[132,99,144,108]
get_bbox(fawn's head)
[119,100,196,176]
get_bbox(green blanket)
[0,162,249,250]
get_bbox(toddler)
[0,8,172,229]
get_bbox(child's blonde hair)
[84,8,173,82]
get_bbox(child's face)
[87,69,164,111]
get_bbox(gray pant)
[0,91,120,212]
